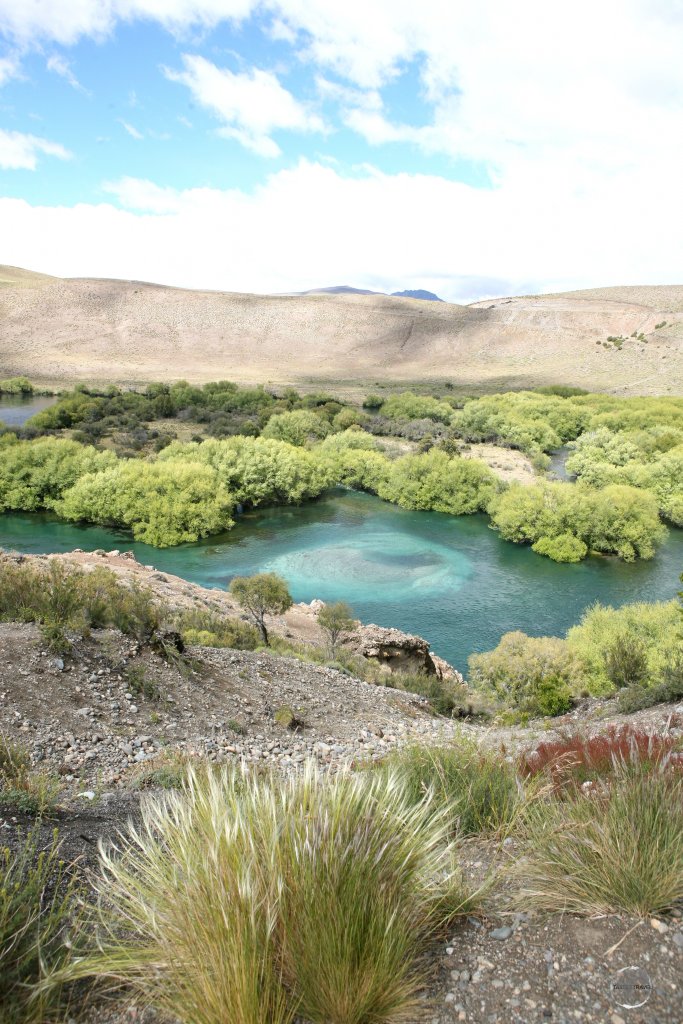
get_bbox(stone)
[651,918,669,933]
[490,926,514,940]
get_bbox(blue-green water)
[2,489,682,672]
[0,394,56,426]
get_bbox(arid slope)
[2,266,682,393]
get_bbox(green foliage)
[604,634,649,689]
[376,449,498,514]
[380,392,454,424]
[531,533,587,562]
[450,391,587,453]
[0,829,88,1023]
[566,600,682,694]
[489,480,666,561]
[125,664,160,702]
[176,608,260,650]
[160,436,329,509]
[0,437,116,512]
[468,631,578,717]
[0,557,162,647]
[317,601,357,653]
[0,376,33,394]
[261,409,331,446]
[57,458,234,546]
[62,765,474,1024]
[362,393,384,410]
[513,761,683,915]
[229,573,293,645]
[377,741,523,837]
[617,667,683,713]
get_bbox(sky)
[1,1,683,302]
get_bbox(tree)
[229,573,292,645]
[317,601,357,654]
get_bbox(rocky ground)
[1,552,682,1024]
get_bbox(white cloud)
[46,53,86,91]
[0,1,254,46]
[164,53,324,156]
[0,128,71,169]
[2,159,683,299]
[118,118,143,139]
[0,52,20,85]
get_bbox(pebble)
[490,926,514,940]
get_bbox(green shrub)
[618,655,683,712]
[468,632,578,717]
[489,480,666,562]
[261,410,331,446]
[567,600,682,694]
[531,533,587,563]
[59,765,476,1024]
[377,448,497,515]
[605,634,649,689]
[57,459,235,546]
[378,742,523,837]
[229,573,293,646]
[179,612,260,650]
[513,761,683,915]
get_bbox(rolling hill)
[1,266,682,394]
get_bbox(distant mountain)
[300,285,381,296]
[391,289,443,302]
[301,285,444,301]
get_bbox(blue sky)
[1,2,683,300]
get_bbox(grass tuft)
[513,759,683,916]
[375,740,524,838]
[57,763,477,1024]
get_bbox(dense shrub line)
[469,592,683,717]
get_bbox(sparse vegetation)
[1,829,88,1023]
[317,601,357,654]
[0,736,60,815]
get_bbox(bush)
[531,533,587,563]
[57,459,235,546]
[468,632,579,717]
[378,742,523,837]
[230,573,293,646]
[60,765,475,1024]
[0,557,163,648]
[377,449,498,515]
[177,608,260,650]
[604,634,649,689]
[513,760,683,915]
[489,480,666,562]
[261,410,330,446]
[566,600,682,694]
[1,829,87,1022]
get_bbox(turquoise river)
[2,489,682,672]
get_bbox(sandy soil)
[2,266,682,395]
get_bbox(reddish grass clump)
[520,725,683,787]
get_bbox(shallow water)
[0,393,56,426]
[2,489,682,671]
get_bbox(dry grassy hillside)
[1,266,682,394]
